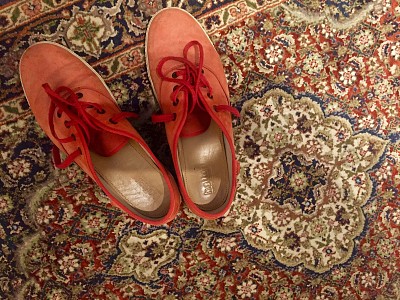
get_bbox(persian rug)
[1,0,399,299]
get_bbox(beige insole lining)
[178,121,232,212]
[91,141,170,219]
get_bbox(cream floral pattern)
[283,0,380,27]
[390,41,400,60]
[226,27,250,55]
[204,88,387,273]
[79,210,109,235]
[303,52,324,75]
[108,229,181,283]
[7,158,31,179]
[237,280,257,298]
[350,25,380,56]
[58,254,80,274]
[64,6,115,57]
[36,205,55,225]
[0,195,13,214]
[265,44,283,64]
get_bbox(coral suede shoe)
[145,8,239,219]
[19,42,180,225]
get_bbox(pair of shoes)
[19,8,239,225]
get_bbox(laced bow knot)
[42,83,138,169]
[152,41,240,124]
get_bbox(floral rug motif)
[204,88,387,273]
[283,0,379,28]
[1,0,400,299]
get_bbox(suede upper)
[146,8,238,219]
[20,42,180,225]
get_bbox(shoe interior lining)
[91,141,170,219]
[178,120,232,212]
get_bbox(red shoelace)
[152,41,240,123]
[43,83,138,168]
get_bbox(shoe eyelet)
[213,105,218,112]
[173,113,177,121]
[97,109,106,114]
[109,118,118,124]
[172,72,178,78]
[173,85,179,91]
[64,120,71,128]
[173,99,179,106]
[56,112,62,118]
[76,92,83,99]
[207,93,213,99]
[201,69,205,74]
[71,133,76,141]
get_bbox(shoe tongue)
[89,127,129,157]
[67,90,130,157]
[180,105,211,138]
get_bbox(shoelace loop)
[43,83,138,169]
[152,41,239,123]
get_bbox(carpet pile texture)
[0,0,399,299]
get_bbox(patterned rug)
[1,0,399,299]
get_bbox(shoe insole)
[178,121,230,211]
[91,141,170,219]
